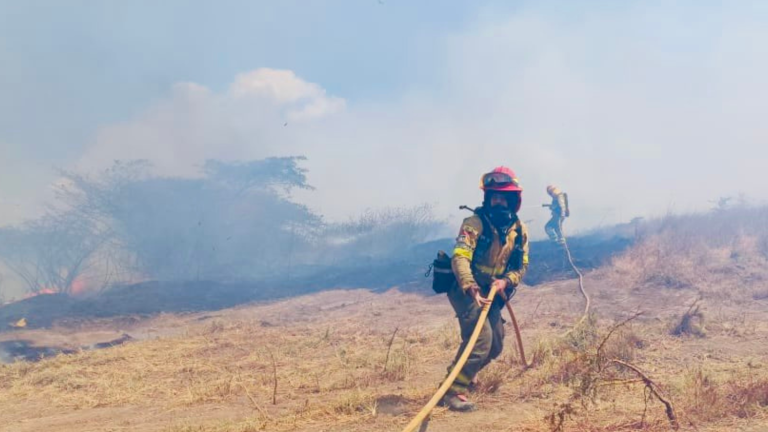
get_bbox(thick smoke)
[3,2,768,298]
[73,4,768,236]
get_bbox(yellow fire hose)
[403,238,584,429]
[400,286,499,432]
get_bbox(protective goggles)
[481,172,519,189]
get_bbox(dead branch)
[596,311,644,360]
[595,378,644,387]
[382,326,399,372]
[237,379,270,419]
[684,297,702,316]
[269,349,278,405]
[641,385,650,428]
[610,359,680,430]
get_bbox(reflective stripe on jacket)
[451,214,529,291]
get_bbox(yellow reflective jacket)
[451,214,530,292]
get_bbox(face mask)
[488,205,513,228]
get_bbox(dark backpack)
[429,251,454,294]
[429,209,524,294]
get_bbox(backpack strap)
[507,221,525,272]
[471,208,524,274]
[475,208,493,255]
[470,208,493,274]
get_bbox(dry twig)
[269,349,278,405]
[596,311,644,360]
[237,379,270,420]
[610,359,680,430]
[382,327,399,372]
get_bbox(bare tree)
[52,157,321,282]
[0,157,444,294]
[0,211,106,294]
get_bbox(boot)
[439,392,477,412]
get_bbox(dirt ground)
[1,270,768,432]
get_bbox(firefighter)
[440,166,530,412]
[543,185,568,245]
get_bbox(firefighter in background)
[543,185,569,245]
[441,166,530,412]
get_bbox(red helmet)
[480,166,523,213]
[480,166,523,192]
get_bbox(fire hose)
[401,287,529,432]
[560,238,591,336]
[400,286,498,432]
[504,299,530,368]
[404,220,586,429]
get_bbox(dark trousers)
[445,282,504,393]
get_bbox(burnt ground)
[0,340,74,363]
[0,231,633,335]
[0,331,135,363]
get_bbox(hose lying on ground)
[504,300,530,368]
[400,286,499,432]
[561,238,591,336]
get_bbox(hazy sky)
[2,0,768,236]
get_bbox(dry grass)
[676,367,768,423]
[0,310,457,431]
[577,207,768,430]
[1,293,767,432]
[606,207,768,304]
[3,208,768,431]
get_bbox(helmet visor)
[481,172,518,189]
